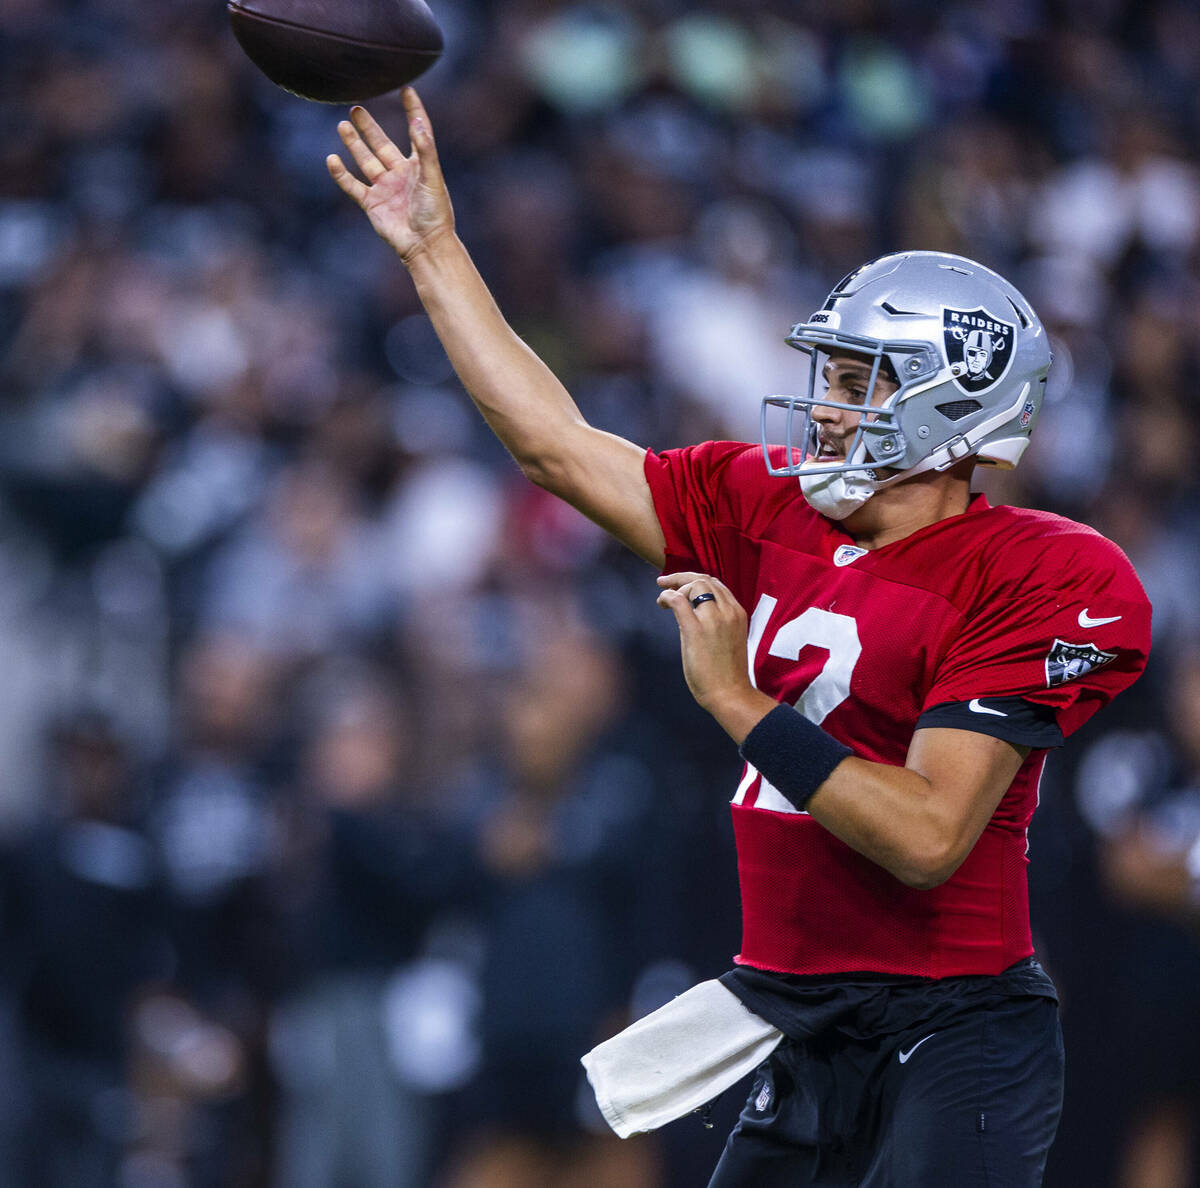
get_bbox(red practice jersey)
[645,441,1152,978]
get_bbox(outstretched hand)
[326,88,454,265]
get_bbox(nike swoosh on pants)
[898,1033,937,1064]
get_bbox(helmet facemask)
[761,329,943,518]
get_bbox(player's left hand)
[656,573,755,714]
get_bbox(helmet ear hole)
[934,398,983,421]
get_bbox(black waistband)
[721,957,1057,1043]
[737,955,1040,990]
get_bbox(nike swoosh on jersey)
[969,698,1007,717]
[1078,609,1122,628]
[898,1033,936,1064]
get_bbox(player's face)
[811,351,899,462]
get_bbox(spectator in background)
[269,670,478,1188]
[200,460,391,658]
[151,634,280,998]
[2,714,168,1187]
[1068,651,1200,1188]
[446,623,660,1188]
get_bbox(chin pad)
[799,468,876,519]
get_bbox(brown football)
[228,0,443,104]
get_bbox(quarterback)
[328,93,1151,1186]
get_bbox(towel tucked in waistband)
[581,978,783,1138]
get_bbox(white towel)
[581,978,783,1138]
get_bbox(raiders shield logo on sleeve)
[1044,639,1117,688]
[943,307,1016,394]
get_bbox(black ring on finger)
[690,592,717,608]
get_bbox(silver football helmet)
[761,251,1052,518]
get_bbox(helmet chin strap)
[798,451,956,520]
[798,439,943,519]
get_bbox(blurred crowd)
[1,0,1199,1184]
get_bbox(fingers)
[656,578,716,617]
[657,571,710,591]
[657,572,735,607]
[401,87,445,187]
[337,115,387,180]
[655,586,713,611]
[655,586,690,612]
[656,587,702,640]
[349,105,406,168]
[656,571,747,637]
[326,154,368,205]
[331,98,437,199]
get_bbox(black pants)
[708,990,1064,1187]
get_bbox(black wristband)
[738,704,854,812]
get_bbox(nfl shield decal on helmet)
[943,307,1016,395]
[1044,639,1117,688]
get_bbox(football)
[228,0,443,104]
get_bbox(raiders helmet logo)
[808,310,841,328]
[942,307,1016,395]
[1044,639,1117,688]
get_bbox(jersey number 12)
[735,594,861,812]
